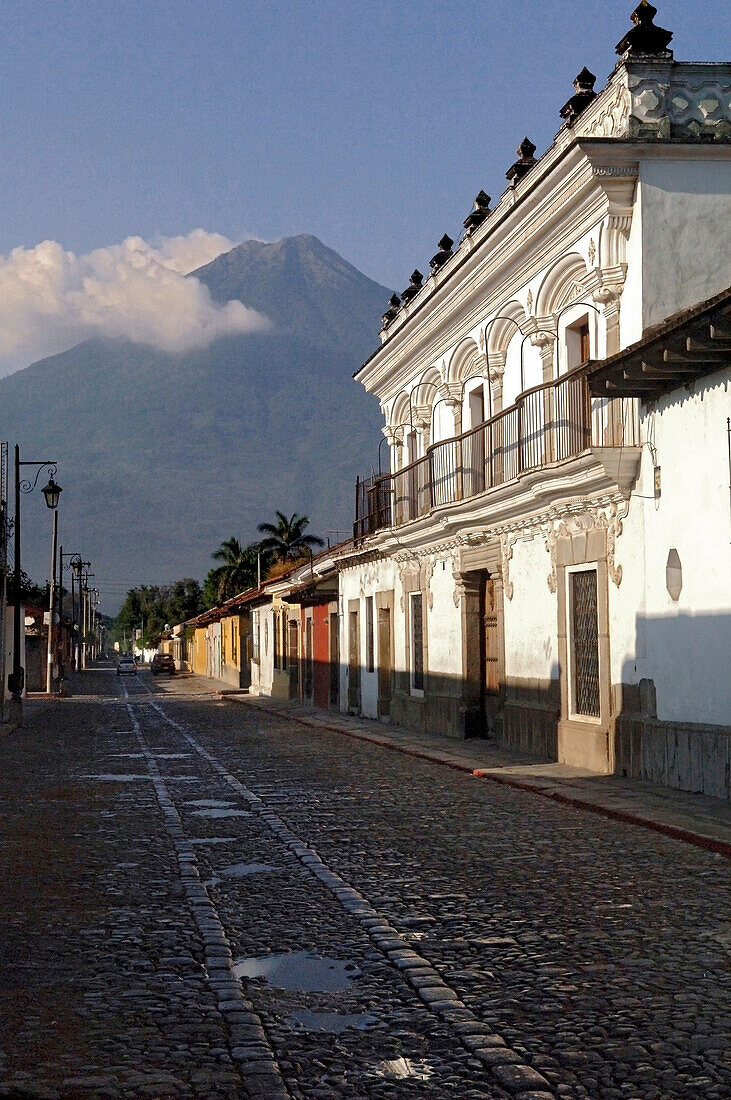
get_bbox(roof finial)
[429,234,454,274]
[559,68,598,126]
[505,138,537,184]
[381,293,401,328]
[615,2,673,59]
[463,190,491,233]
[400,269,424,304]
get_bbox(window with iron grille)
[365,596,374,673]
[570,568,600,718]
[410,592,424,694]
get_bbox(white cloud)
[0,230,271,377]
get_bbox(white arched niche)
[431,394,454,444]
[502,330,542,409]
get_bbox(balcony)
[354,365,639,541]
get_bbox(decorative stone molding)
[500,533,514,601]
[451,567,482,608]
[422,557,436,610]
[580,82,631,139]
[382,424,404,446]
[412,405,432,430]
[543,499,629,593]
[598,502,627,587]
[577,62,731,143]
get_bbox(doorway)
[329,611,339,708]
[377,606,392,719]
[347,602,360,713]
[480,575,503,733]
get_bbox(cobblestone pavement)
[0,671,728,1100]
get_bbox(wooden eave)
[587,287,731,401]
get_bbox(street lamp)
[58,549,82,673]
[8,446,61,726]
[71,558,90,670]
[44,478,63,694]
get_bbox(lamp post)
[8,446,61,726]
[59,550,82,674]
[80,570,94,669]
[45,500,62,694]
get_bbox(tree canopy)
[110,578,204,649]
[257,511,324,563]
[203,538,268,605]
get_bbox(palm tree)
[257,511,324,563]
[208,537,261,602]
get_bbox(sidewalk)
[210,688,731,858]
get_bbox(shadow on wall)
[617,610,731,800]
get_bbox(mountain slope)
[0,236,389,609]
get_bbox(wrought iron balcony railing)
[354,365,638,541]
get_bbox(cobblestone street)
[0,670,729,1100]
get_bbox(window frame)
[409,591,425,697]
[365,595,375,673]
[566,563,601,723]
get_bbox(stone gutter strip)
[154,702,555,1099]
[231,696,731,860]
[125,701,291,1100]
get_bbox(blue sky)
[1,0,727,299]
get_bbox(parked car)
[117,656,137,676]
[151,653,176,676]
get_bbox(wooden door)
[377,607,392,719]
[482,578,501,697]
[348,607,360,712]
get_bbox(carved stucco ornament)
[543,502,627,593]
[500,532,514,601]
[423,557,436,610]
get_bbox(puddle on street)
[232,951,361,991]
[219,862,277,877]
[192,808,251,819]
[375,1058,434,1081]
[289,1008,376,1033]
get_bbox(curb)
[232,698,731,860]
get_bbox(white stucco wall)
[641,158,731,329]
[608,495,647,688]
[427,559,462,682]
[338,558,400,719]
[636,369,731,725]
[503,536,557,683]
[621,189,644,349]
[251,603,274,696]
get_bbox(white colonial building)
[337,3,731,796]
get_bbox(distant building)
[341,4,731,797]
